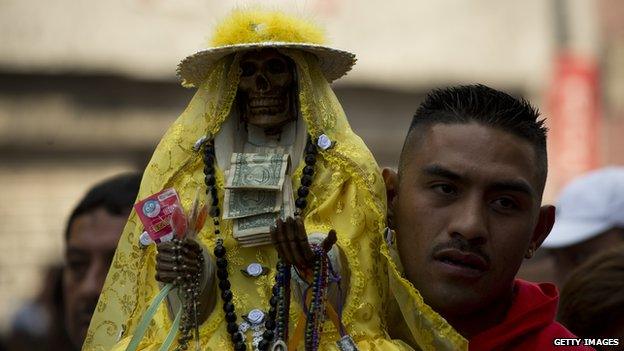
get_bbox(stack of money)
[223,153,293,247]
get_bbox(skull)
[237,49,295,132]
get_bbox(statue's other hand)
[270,217,336,271]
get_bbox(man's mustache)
[431,237,491,266]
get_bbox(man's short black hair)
[400,84,548,187]
[64,172,142,241]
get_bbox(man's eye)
[68,260,88,279]
[492,197,518,210]
[432,184,457,196]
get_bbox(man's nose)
[255,73,270,92]
[79,261,106,299]
[448,195,488,243]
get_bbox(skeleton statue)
[155,48,340,325]
[86,10,458,351]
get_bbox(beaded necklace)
[304,245,330,350]
[171,240,204,351]
[201,135,320,351]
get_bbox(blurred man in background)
[3,172,141,351]
[542,167,624,286]
[63,173,141,350]
[558,244,624,350]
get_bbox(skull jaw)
[242,92,294,134]
[245,112,293,135]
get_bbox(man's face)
[388,123,553,322]
[237,48,295,131]
[63,208,126,348]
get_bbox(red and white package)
[134,188,185,244]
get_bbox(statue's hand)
[155,238,203,284]
[270,217,337,271]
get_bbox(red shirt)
[469,279,595,351]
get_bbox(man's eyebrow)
[422,164,535,198]
[490,180,535,198]
[421,164,462,181]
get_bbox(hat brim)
[177,42,356,87]
[542,217,611,248]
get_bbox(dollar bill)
[222,188,282,219]
[235,230,274,243]
[225,153,289,190]
[281,174,295,219]
[233,212,276,238]
[232,175,295,245]
[237,238,274,248]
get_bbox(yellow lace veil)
[83,9,466,351]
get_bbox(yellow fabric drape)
[380,234,468,351]
[83,50,462,351]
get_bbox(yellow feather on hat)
[210,9,326,47]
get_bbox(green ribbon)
[125,283,182,351]
[159,304,182,351]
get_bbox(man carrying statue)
[84,9,465,351]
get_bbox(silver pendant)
[247,309,265,324]
[271,339,288,351]
[193,135,208,151]
[241,263,270,277]
[336,335,359,351]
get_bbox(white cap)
[543,167,624,248]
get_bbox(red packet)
[134,188,184,244]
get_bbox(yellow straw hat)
[177,9,356,87]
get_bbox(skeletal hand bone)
[270,216,337,271]
[155,238,204,284]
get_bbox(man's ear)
[382,168,399,229]
[531,205,556,250]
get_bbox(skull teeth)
[249,98,284,108]
[250,106,284,114]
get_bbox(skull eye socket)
[240,62,256,77]
[267,58,287,74]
